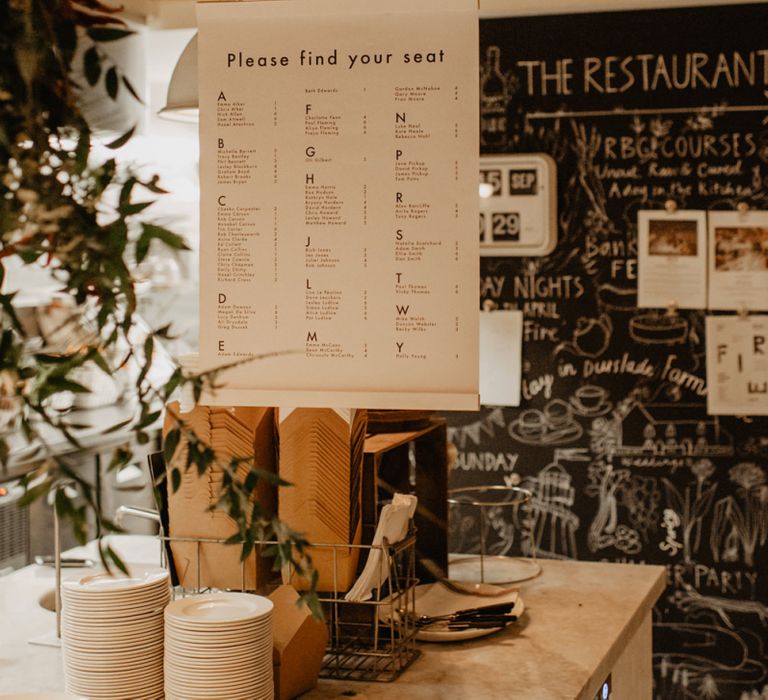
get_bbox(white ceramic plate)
[165,593,272,624]
[62,567,169,594]
[448,554,541,585]
[165,640,271,658]
[382,581,525,643]
[0,695,87,700]
[62,601,169,618]
[164,621,271,637]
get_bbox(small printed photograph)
[714,227,768,271]
[648,219,699,256]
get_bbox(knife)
[447,618,517,630]
[453,601,516,616]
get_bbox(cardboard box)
[163,402,277,590]
[269,584,328,700]
[277,408,367,592]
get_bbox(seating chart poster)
[197,0,479,410]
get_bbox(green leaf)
[54,488,74,518]
[170,467,181,492]
[141,223,190,252]
[240,537,254,561]
[108,219,128,254]
[105,125,136,150]
[135,234,150,264]
[119,177,137,206]
[244,470,258,493]
[136,409,161,430]
[120,200,153,216]
[88,27,134,42]
[34,352,75,364]
[122,76,144,104]
[105,545,129,575]
[84,46,101,86]
[18,479,52,507]
[105,66,118,99]
[163,428,181,464]
[141,176,168,194]
[135,336,153,387]
[75,131,91,173]
[60,422,91,431]
[102,418,133,435]
[154,324,175,340]
[108,448,132,472]
[91,351,111,375]
[0,292,23,334]
[48,377,91,394]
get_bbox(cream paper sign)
[637,209,707,310]
[708,210,768,311]
[479,310,522,407]
[706,315,768,416]
[197,0,479,410]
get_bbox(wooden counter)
[0,541,664,700]
[307,559,665,700]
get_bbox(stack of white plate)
[164,592,274,700]
[61,567,170,700]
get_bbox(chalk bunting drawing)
[448,407,507,450]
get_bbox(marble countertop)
[0,537,665,699]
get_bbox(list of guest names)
[197,0,479,409]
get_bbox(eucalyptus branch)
[1,0,320,611]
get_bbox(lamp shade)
[159,33,198,121]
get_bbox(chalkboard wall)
[446,5,768,698]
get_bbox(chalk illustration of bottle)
[480,46,508,148]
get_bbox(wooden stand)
[362,419,448,582]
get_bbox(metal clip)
[666,300,679,317]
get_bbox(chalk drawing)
[711,463,768,567]
[508,398,583,446]
[662,465,718,564]
[616,402,734,458]
[447,407,507,450]
[520,450,585,559]
[671,584,768,630]
[555,314,612,359]
[654,617,768,698]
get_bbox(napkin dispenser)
[270,584,328,700]
[277,407,367,593]
[163,401,277,591]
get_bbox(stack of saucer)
[164,592,274,700]
[61,567,170,700]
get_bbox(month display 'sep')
[197,0,479,409]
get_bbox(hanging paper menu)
[706,315,768,416]
[196,0,479,410]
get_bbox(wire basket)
[158,530,420,683]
